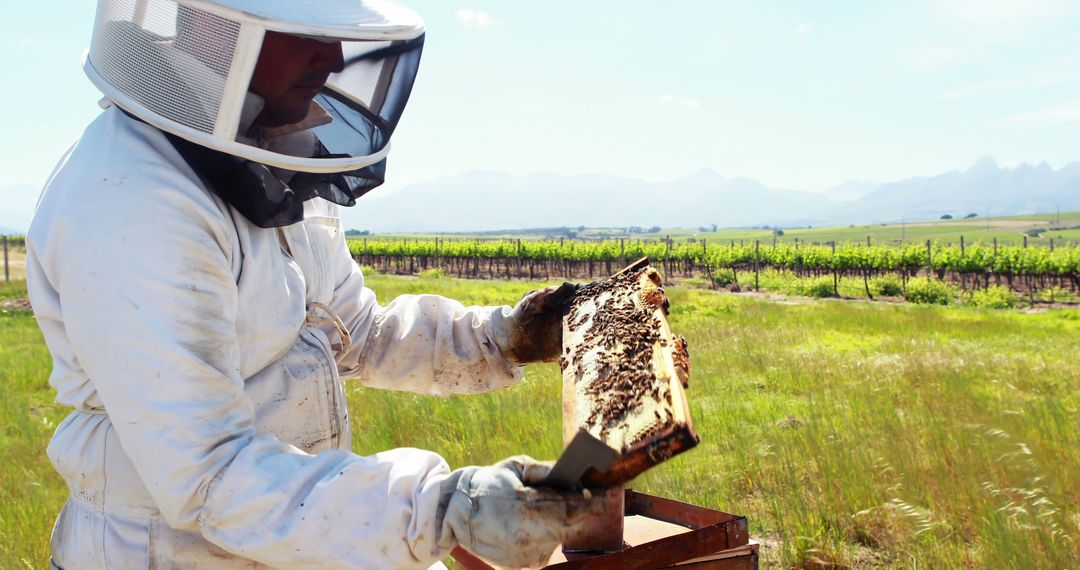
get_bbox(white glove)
[435,455,605,569]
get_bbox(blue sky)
[2,1,1080,230]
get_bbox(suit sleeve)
[323,215,523,395]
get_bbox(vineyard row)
[346,238,1080,298]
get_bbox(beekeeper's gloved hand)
[492,283,578,365]
[436,455,604,569]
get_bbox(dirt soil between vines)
[1,298,31,311]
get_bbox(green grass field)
[354,211,1080,248]
[2,275,1078,568]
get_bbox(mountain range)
[341,156,1080,233]
[2,157,1078,234]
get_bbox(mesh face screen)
[290,37,422,201]
[91,0,240,134]
[319,35,423,152]
[329,41,394,113]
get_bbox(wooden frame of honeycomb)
[560,257,698,489]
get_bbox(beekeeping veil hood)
[84,0,424,226]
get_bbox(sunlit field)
[355,211,1080,248]
[2,274,1077,568]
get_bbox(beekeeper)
[26,1,601,568]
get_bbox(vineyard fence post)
[754,240,760,291]
[620,238,625,266]
[2,235,8,282]
[664,236,671,279]
[925,240,932,281]
[959,235,966,291]
[831,241,838,296]
[559,237,565,278]
[701,239,708,286]
[1023,235,1028,248]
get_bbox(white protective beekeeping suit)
[27,0,600,568]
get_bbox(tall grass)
[2,276,1077,568]
[356,275,1080,568]
[0,284,69,566]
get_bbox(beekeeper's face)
[248,31,345,127]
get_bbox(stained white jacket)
[26,107,522,569]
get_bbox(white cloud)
[903,44,969,70]
[928,0,1075,43]
[660,94,701,109]
[841,82,872,94]
[456,9,503,29]
[795,21,814,35]
[904,0,1076,70]
[931,0,1072,23]
[934,70,1080,101]
[986,103,1080,127]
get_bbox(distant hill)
[824,180,876,202]
[5,158,1079,234]
[345,157,1080,232]
[347,169,832,232]
[823,156,1080,225]
[0,184,38,234]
